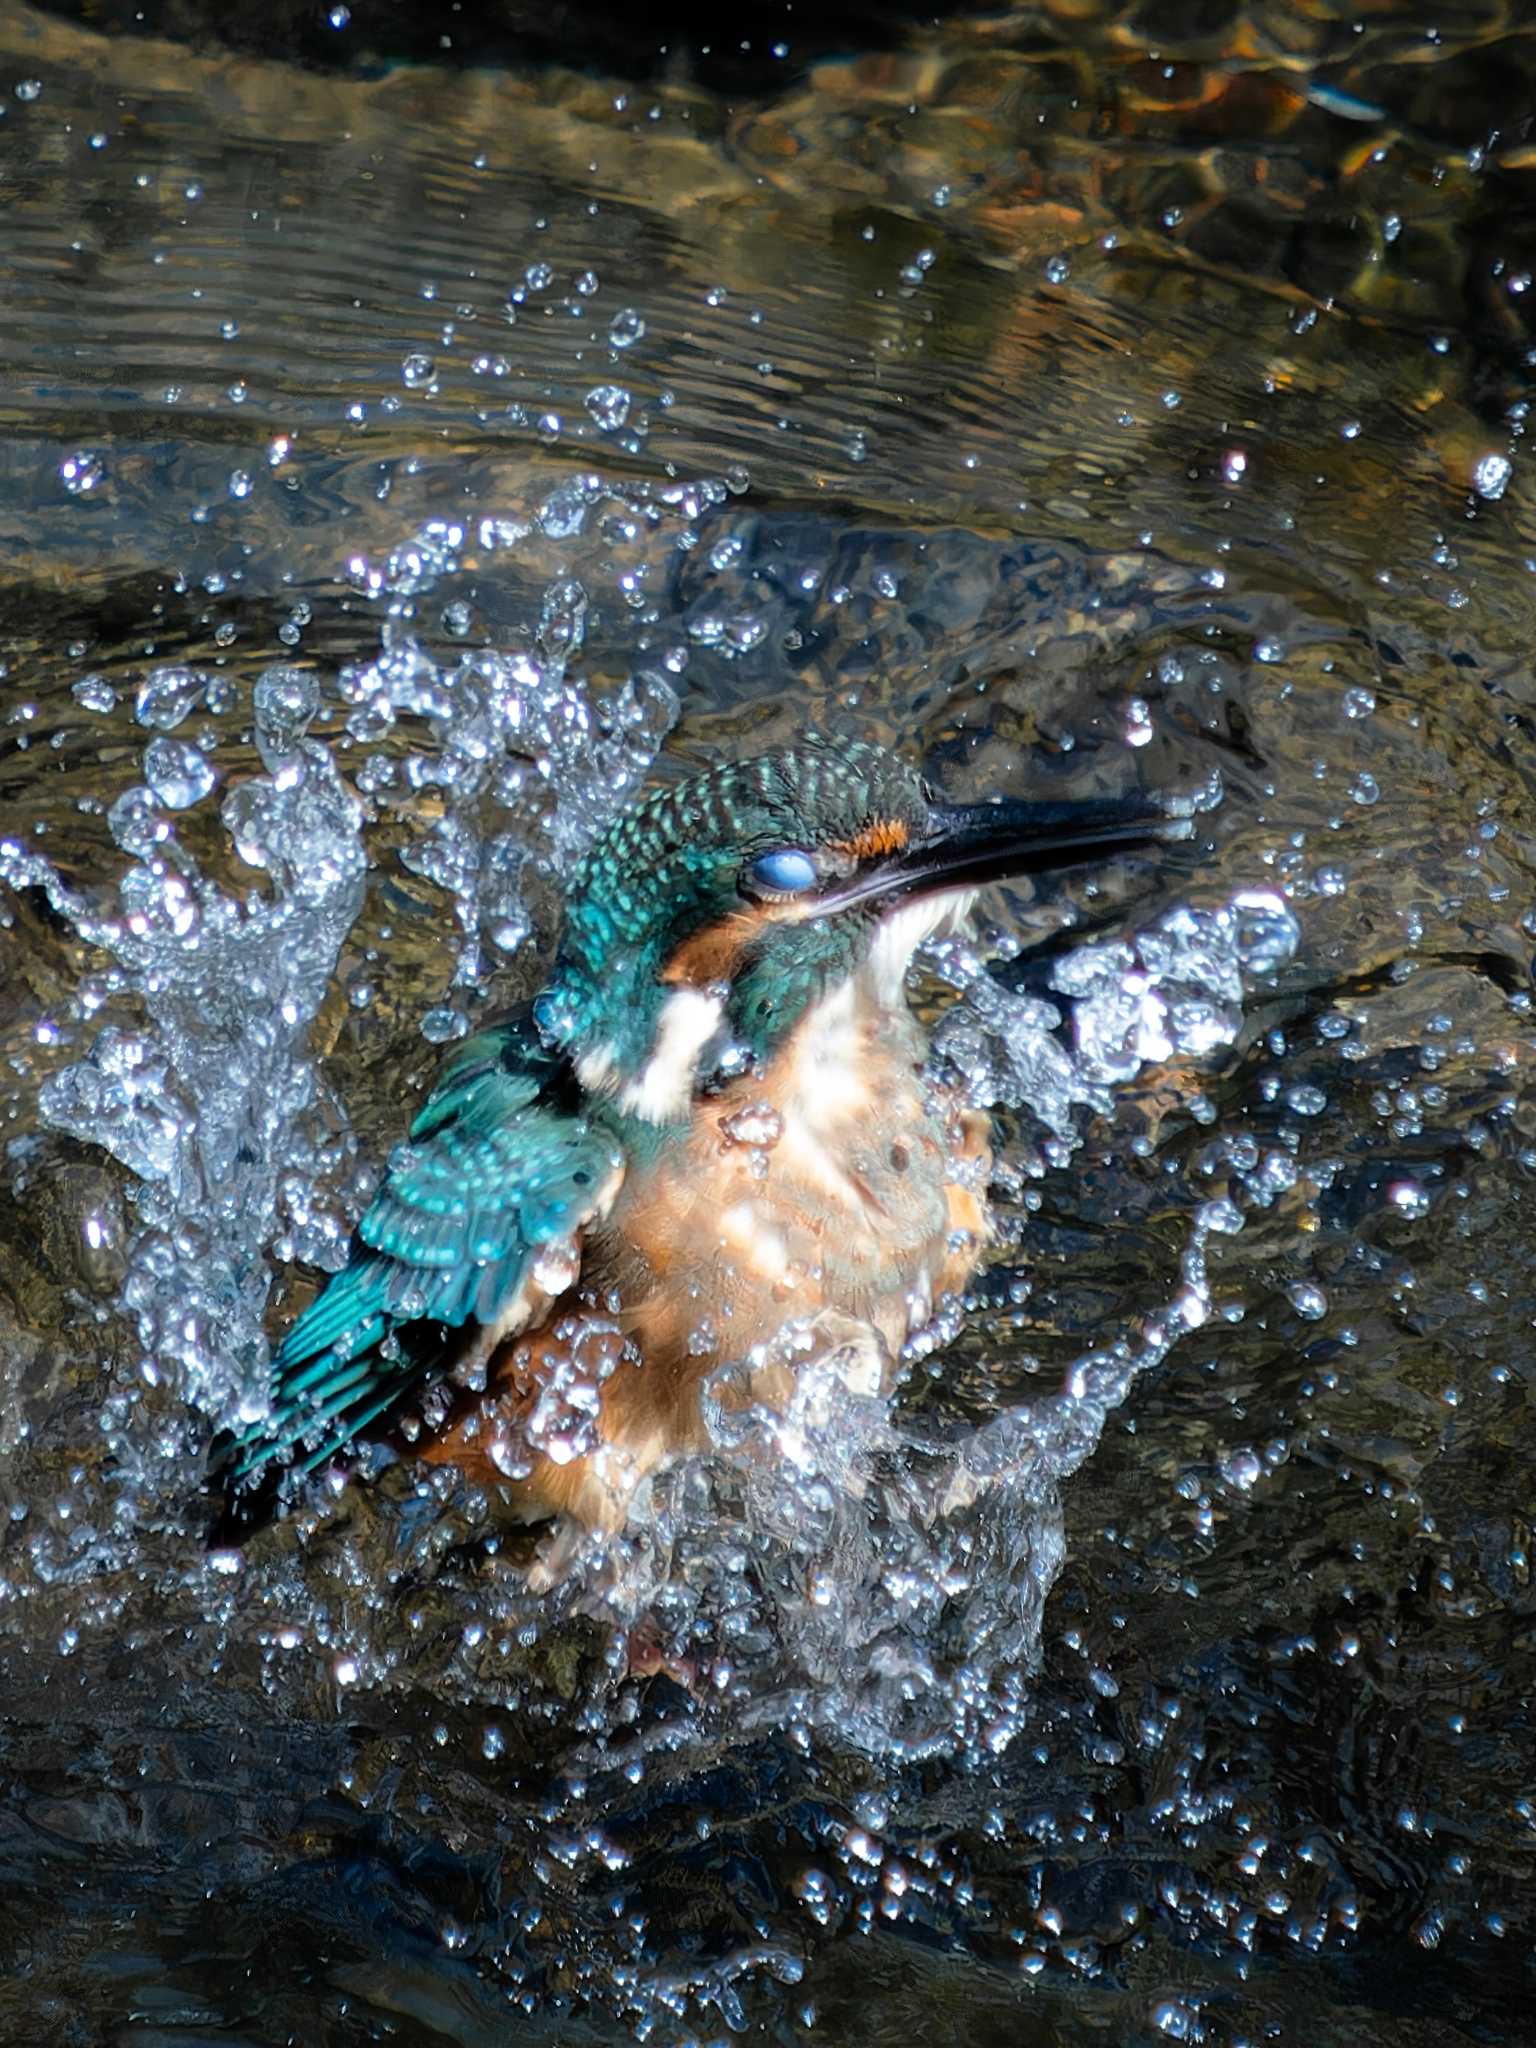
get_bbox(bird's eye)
[744,847,818,896]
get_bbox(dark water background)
[3,2,1536,2042]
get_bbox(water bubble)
[1043,253,1072,285]
[608,307,646,349]
[135,665,206,731]
[14,78,41,102]
[228,468,253,500]
[401,351,437,390]
[143,736,216,810]
[1349,771,1380,805]
[525,261,554,292]
[1472,452,1512,499]
[584,383,631,431]
[1342,685,1376,718]
[1289,1283,1328,1322]
[328,2,350,24]
[59,449,104,496]
[1283,1083,1327,1117]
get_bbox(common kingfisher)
[216,736,1174,1570]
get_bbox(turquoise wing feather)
[220,1014,623,1486]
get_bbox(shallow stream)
[3,4,1536,2042]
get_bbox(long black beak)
[823,790,1185,915]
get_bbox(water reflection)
[3,0,1536,2042]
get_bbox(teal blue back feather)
[222,1013,621,1485]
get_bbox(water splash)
[546,889,1300,1759]
[0,481,695,1498]
[3,483,1299,1759]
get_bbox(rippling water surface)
[3,2,1536,2041]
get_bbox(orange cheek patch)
[831,817,910,861]
[661,906,769,987]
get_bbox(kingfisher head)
[534,735,1173,1124]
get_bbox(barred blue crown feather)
[216,1012,622,1489]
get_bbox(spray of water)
[0,491,1298,1761]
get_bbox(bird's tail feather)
[207,1254,446,1535]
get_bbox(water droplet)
[59,449,104,496]
[1289,1283,1327,1322]
[253,664,320,750]
[328,2,350,24]
[71,675,116,714]
[1043,253,1071,285]
[14,78,41,102]
[134,666,206,731]
[1342,686,1376,718]
[421,1006,470,1043]
[1151,1999,1194,2038]
[1349,772,1380,805]
[106,787,170,858]
[143,736,216,809]
[401,351,436,390]
[584,383,631,430]
[1472,451,1512,500]
[1230,891,1300,975]
[608,307,645,349]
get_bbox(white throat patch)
[617,985,724,1123]
[861,886,977,1004]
